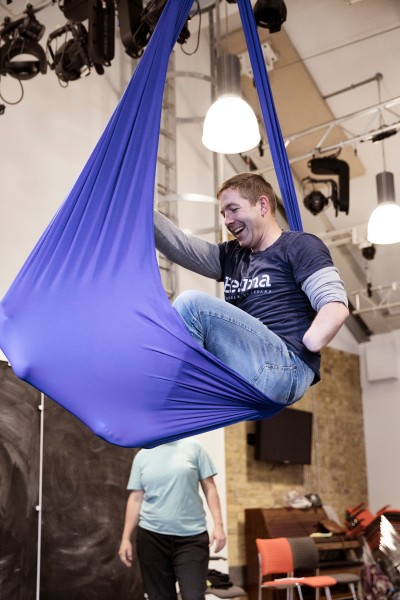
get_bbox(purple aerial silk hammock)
[0,0,303,447]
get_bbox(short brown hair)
[216,173,277,213]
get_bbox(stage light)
[47,22,105,83]
[0,5,47,80]
[361,244,376,261]
[253,0,287,33]
[303,190,329,216]
[88,0,115,67]
[117,0,191,59]
[302,177,338,216]
[0,37,47,79]
[308,156,350,216]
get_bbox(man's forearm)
[154,210,222,279]
[302,301,349,352]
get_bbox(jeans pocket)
[252,362,298,405]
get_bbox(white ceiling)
[1,0,400,340]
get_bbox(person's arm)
[118,489,144,567]
[200,476,226,553]
[302,301,349,352]
[301,266,349,352]
[154,210,222,279]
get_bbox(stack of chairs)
[364,508,400,552]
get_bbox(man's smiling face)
[219,188,268,252]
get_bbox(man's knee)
[172,290,207,316]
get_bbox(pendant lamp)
[202,54,261,154]
[367,171,400,245]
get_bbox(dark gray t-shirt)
[218,230,334,379]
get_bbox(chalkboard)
[0,360,40,600]
[0,361,143,600]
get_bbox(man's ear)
[258,195,270,215]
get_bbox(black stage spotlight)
[47,22,93,82]
[308,156,350,216]
[117,0,191,59]
[60,0,90,24]
[0,37,47,79]
[0,4,47,79]
[0,3,46,43]
[88,0,115,66]
[361,244,376,261]
[302,177,337,216]
[303,190,329,216]
[253,0,287,33]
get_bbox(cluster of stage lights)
[0,0,287,110]
[0,0,116,86]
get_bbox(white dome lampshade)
[367,171,400,245]
[202,54,261,154]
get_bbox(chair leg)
[295,584,304,600]
[348,582,358,600]
[324,587,333,600]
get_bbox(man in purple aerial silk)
[0,0,305,447]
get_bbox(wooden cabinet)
[245,508,360,600]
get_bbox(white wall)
[329,322,360,354]
[0,10,134,358]
[360,330,400,512]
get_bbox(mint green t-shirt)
[127,439,217,536]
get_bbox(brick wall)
[224,347,367,569]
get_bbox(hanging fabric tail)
[0,0,292,448]
[237,0,303,232]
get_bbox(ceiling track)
[252,95,400,171]
[317,225,400,320]
[352,281,400,316]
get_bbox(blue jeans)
[173,290,315,406]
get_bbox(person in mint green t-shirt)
[118,439,226,600]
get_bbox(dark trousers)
[136,526,209,600]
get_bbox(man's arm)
[301,265,349,352]
[118,489,144,567]
[302,301,349,352]
[154,210,222,279]
[200,476,227,553]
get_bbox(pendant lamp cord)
[377,76,387,171]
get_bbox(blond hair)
[216,173,277,214]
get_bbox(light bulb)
[367,202,400,245]
[202,95,261,154]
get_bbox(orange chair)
[287,537,359,600]
[256,537,338,600]
[256,537,305,600]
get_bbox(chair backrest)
[286,537,319,571]
[256,537,294,577]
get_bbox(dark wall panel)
[0,360,143,600]
[0,360,40,600]
[40,398,142,600]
